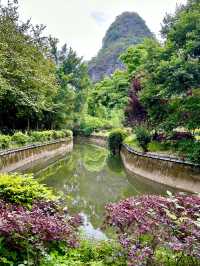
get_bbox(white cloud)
[16,0,187,60]
[90,11,109,26]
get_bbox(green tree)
[87,70,129,120]
[47,41,91,129]
[0,0,58,131]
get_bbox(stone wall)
[121,144,200,193]
[0,138,73,173]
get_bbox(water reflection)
[35,141,172,236]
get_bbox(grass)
[124,136,175,155]
[123,134,143,152]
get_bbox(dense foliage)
[134,126,151,152]
[105,193,200,266]
[48,39,91,129]
[121,0,200,133]
[0,200,82,265]
[77,115,112,136]
[0,130,72,150]
[108,129,127,155]
[0,1,90,132]
[41,240,126,266]
[105,0,200,163]
[0,173,82,265]
[0,1,58,132]
[87,0,200,163]
[88,70,129,120]
[0,173,55,205]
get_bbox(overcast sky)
[16,0,187,60]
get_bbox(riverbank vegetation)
[0,173,199,265]
[0,130,72,150]
[87,0,200,164]
[0,0,200,265]
[0,0,199,164]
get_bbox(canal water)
[33,140,173,239]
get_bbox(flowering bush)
[104,193,200,266]
[0,200,82,265]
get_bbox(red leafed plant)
[0,200,82,264]
[104,193,200,266]
[125,78,147,126]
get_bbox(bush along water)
[0,173,82,266]
[0,173,125,266]
[108,129,128,156]
[104,192,200,266]
[76,115,112,137]
[0,129,72,151]
[0,173,200,265]
[134,126,151,152]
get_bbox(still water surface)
[35,140,172,239]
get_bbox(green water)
[35,140,171,239]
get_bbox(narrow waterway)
[33,140,174,239]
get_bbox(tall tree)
[0,0,58,131]
[48,41,91,129]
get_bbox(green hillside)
[88,12,153,82]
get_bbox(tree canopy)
[0,0,90,132]
[120,0,200,132]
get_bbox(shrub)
[169,131,194,141]
[0,135,11,149]
[175,140,200,164]
[0,200,82,265]
[41,240,126,266]
[0,173,82,265]
[105,194,200,266]
[30,130,70,142]
[30,131,44,142]
[42,130,55,140]
[134,126,151,152]
[108,129,127,155]
[0,173,55,206]
[62,129,73,138]
[80,115,112,133]
[53,130,65,139]
[82,127,94,137]
[123,134,143,151]
[148,140,171,152]
[30,131,54,142]
[11,132,30,145]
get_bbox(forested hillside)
[88,12,153,82]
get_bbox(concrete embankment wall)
[0,138,73,173]
[121,144,200,193]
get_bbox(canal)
[32,140,174,239]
